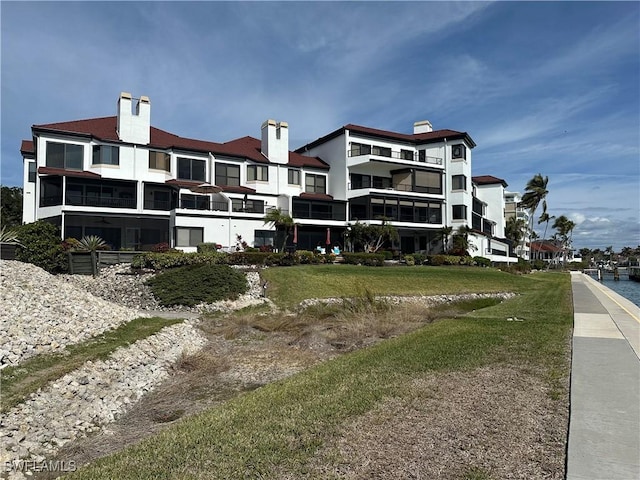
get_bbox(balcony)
[65,194,136,209]
[348,148,443,168]
[179,198,229,212]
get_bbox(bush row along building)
[21,92,528,260]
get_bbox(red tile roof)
[472,175,508,187]
[21,140,35,155]
[38,167,101,178]
[29,116,329,170]
[296,124,476,153]
[298,192,335,201]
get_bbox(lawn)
[64,267,572,479]
[261,264,532,308]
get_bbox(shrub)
[296,250,320,265]
[341,252,385,266]
[426,254,465,266]
[131,251,229,270]
[404,255,415,266]
[380,250,393,260]
[146,264,248,307]
[473,256,491,267]
[152,242,172,253]
[412,253,426,265]
[15,221,68,273]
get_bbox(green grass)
[262,264,531,308]
[0,317,182,412]
[66,270,572,479]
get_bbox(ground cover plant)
[146,263,248,306]
[63,269,572,479]
[0,317,181,412]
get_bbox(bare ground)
[40,303,569,479]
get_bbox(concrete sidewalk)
[566,272,640,480]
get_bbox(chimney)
[117,92,151,144]
[413,120,433,134]
[261,119,289,164]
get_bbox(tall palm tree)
[537,208,555,259]
[520,173,549,259]
[263,208,294,252]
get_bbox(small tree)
[0,186,23,229]
[344,219,399,253]
[438,226,453,254]
[451,225,476,256]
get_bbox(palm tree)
[505,216,527,256]
[263,208,294,252]
[438,226,453,254]
[451,225,476,256]
[537,208,554,258]
[552,215,576,267]
[520,173,549,259]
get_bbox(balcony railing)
[348,149,443,165]
[349,183,443,195]
[180,199,229,211]
[144,200,172,211]
[66,194,136,209]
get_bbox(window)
[350,174,371,189]
[149,151,170,172]
[232,198,264,213]
[92,145,119,165]
[400,149,414,161]
[305,174,326,194]
[371,145,392,157]
[247,165,268,181]
[176,227,203,247]
[46,142,83,170]
[215,163,240,186]
[28,162,36,183]
[452,204,467,220]
[350,142,371,156]
[181,194,209,210]
[414,170,442,194]
[418,150,426,162]
[288,169,300,185]
[372,176,392,189]
[254,230,274,247]
[452,144,467,160]
[452,174,467,191]
[177,157,206,182]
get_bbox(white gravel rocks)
[0,321,207,476]
[0,261,148,367]
[298,292,516,309]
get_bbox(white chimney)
[261,119,289,164]
[413,120,433,134]
[117,92,151,144]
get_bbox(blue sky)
[1,1,638,250]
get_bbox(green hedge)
[426,255,474,266]
[473,256,491,267]
[341,252,385,266]
[132,251,229,270]
[146,264,248,307]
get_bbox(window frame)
[92,145,120,166]
[177,157,206,182]
[452,174,467,191]
[452,204,468,220]
[215,163,241,186]
[288,169,301,185]
[28,161,36,183]
[247,164,269,182]
[46,141,84,170]
[452,144,467,160]
[149,151,171,172]
[175,227,203,247]
[305,173,327,194]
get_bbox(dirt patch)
[304,366,568,480]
